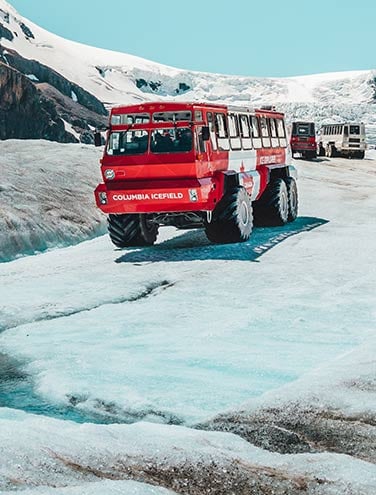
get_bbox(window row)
[322,125,345,136]
[207,112,287,151]
[111,111,193,125]
[322,124,361,136]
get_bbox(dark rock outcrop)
[19,21,34,40]
[1,46,107,115]
[0,22,13,41]
[0,62,76,142]
[0,44,109,142]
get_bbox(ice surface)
[0,140,106,262]
[0,153,375,427]
[0,480,178,495]
[1,1,376,491]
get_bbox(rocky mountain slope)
[0,2,107,143]
[1,0,376,142]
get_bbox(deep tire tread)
[205,187,253,244]
[253,178,289,227]
[108,214,158,248]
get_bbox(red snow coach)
[290,121,317,159]
[94,102,298,246]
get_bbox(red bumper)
[94,177,221,214]
[291,142,316,151]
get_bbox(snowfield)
[1,1,376,492]
[1,152,376,493]
[1,0,376,140]
[0,140,105,262]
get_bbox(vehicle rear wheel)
[108,214,158,247]
[253,178,289,226]
[306,150,317,160]
[327,144,336,158]
[204,186,253,244]
[318,144,325,157]
[285,177,298,222]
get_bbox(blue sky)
[9,0,376,77]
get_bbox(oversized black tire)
[108,214,158,247]
[317,144,325,157]
[327,144,336,158]
[253,178,289,227]
[306,150,317,160]
[356,150,365,159]
[285,177,298,222]
[204,186,253,244]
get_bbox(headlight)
[104,169,115,180]
[99,192,108,204]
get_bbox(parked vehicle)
[317,123,366,159]
[290,121,317,159]
[94,102,298,246]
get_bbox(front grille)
[349,138,360,143]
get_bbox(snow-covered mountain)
[1,0,376,142]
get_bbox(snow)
[1,1,376,492]
[0,408,375,493]
[0,140,105,262]
[0,481,178,495]
[25,73,39,81]
[0,146,376,490]
[71,90,78,102]
[1,0,376,138]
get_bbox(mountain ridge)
[1,0,376,142]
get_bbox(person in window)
[178,129,192,151]
[162,130,174,151]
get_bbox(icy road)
[1,154,375,427]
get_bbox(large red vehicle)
[290,121,317,159]
[94,102,298,246]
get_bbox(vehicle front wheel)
[205,186,253,244]
[108,214,158,247]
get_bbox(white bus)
[317,123,366,159]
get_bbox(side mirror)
[94,131,102,147]
[201,126,210,141]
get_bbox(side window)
[196,127,206,153]
[215,113,229,151]
[228,114,241,150]
[260,117,271,148]
[276,118,287,147]
[270,118,279,147]
[239,114,252,150]
[250,116,261,148]
[207,112,217,151]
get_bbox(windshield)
[292,123,314,136]
[349,125,360,135]
[107,130,148,155]
[151,128,192,153]
[107,127,193,155]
